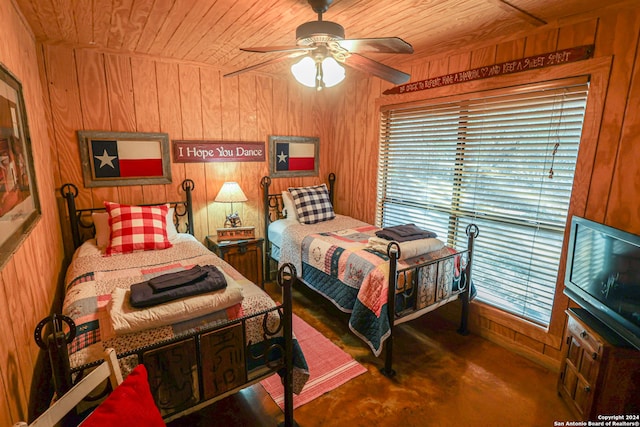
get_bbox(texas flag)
[275,142,315,171]
[91,139,163,178]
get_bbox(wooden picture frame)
[269,135,319,178]
[77,130,172,187]
[0,63,41,267]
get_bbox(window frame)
[373,58,611,349]
[378,77,589,326]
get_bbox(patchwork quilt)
[63,234,308,393]
[300,226,463,356]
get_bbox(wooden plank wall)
[2,15,334,423]
[40,46,335,251]
[0,0,64,424]
[3,1,640,423]
[325,4,640,370]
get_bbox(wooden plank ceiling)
[14,0,629,79]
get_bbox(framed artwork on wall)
[77,130,172,187]
[269,135,319,178]
[0,63,41,267]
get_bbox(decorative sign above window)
[172,140,265,163]
[269,135,319,178]
[383,44,595,95]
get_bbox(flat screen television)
[564,215,640,350]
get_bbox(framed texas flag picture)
[77,130,172,187]
[269,135,319,178]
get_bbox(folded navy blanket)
[375,224,437,242]
[130,265,227,308]
[149,265,209,292]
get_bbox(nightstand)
[557,308,640,419]
[205,236,264,288]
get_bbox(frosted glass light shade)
[291,57,317,88]
[320,57,345,87]
[291,55,345,89]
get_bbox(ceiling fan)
[224,0,413,90]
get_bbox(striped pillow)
[104,202,172,255]
[288,184,335,224]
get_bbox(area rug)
[260,314,367,409]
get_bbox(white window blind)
[376,78,589,325]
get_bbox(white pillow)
[92,205,178,252]
[281,191,299,222]
[165,207,178,241]
[92,212,110,250]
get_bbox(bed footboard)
[381,224,479,377]
[36,264,299,426]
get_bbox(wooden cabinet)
[558,308,640,420]
[205,236,264,287]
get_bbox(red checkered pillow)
[104,202,172,255]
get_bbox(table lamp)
[215,181,248,228]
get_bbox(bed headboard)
[60,179,195,249]
[260,173,335,280]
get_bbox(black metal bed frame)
[261,173,478,377]
[60,179,196,248]
[35,180,298,426]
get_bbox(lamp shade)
[214,182,248,203]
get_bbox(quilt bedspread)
[63,234,308,393]
[301,226,460,356]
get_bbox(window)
[376,78,589,325]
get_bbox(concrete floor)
[168,281,574,427]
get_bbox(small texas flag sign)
[91,139,163,178]
[275,141,315,171]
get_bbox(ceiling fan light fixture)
[228,0,412,85]
[291,55,345,90]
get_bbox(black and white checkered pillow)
[288,184,335,224]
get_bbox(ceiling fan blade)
[336,37,413,54]
[224,51,308,78]
[240,45,316,54]
[343,53,410,84]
